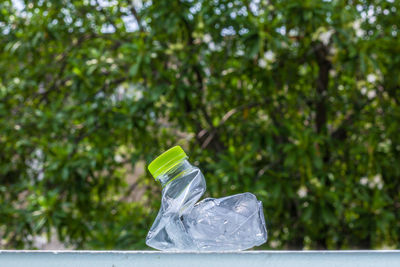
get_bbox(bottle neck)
[156,159,192,187]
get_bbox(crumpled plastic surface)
[146,166,267,251]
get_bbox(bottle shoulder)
[163,167,203,188]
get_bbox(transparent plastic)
[146,159,267,251]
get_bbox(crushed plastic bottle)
[146,146,267,251]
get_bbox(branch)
[92,76,128,99]
[179,15,225,150]
[130,2,144,32]
[95,0,118,32]
[38,34,92,103]
[331,97,374,140]
[198,101,267,149]
[119,182,139,202]
[314,41,332,134]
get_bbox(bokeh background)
[1,0,399,250]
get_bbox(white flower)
[264,50,275,62]
[203,34,212,43]
[372,174,384,189]
[361,87,367,95]
[258,58,267,68]
[114,154,123,163]
[367,74,377,83]
[360,177,368,185]
[86,59,98,65]
[319,29,334,45]
[297,186,307,198]
[353,20,365,37]
[367,90,376,99]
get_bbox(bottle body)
[146,160,206,250]
[146,159,267,251]
[184,193,267,250]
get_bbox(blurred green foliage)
[1,0,400,249]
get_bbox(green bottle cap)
[148,146,188,179]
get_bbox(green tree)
[1,0,399,249]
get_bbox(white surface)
[0,250,399,267]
